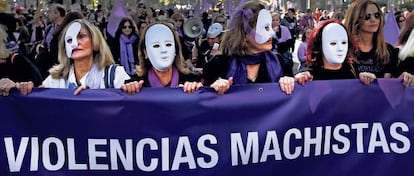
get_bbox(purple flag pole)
[225,0,233,15]
[383,9,400,46]
[107,0,128,38]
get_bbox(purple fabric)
[44,24,54,48]
[297,42,307,63]
[1,79,414,175]
[225,0,233,15]
[147,67,179,88]
[228,7,254,37]
[227,51,283,84]
[378,78,404,109]
[276,25,292,42]
[193,0,200,18]
[384,9,400,46]
[107,0,128,38]
[119,34,137,75]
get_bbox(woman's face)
[65,23,93,61]
[247,9,274,53]
[139,22,148,36]
[359,4,381,34]
[272,15,280,27]
[246,34,273,54]
[122,21,133,36]
[305,28,312,39]
[174,18,184,28]
[397,16,406,28]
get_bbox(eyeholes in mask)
[66,38,73,44]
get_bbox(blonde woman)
[37,19,141,95]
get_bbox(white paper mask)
[255,9,275,44]
[64,22,82,58]
[322,23,348,65]
[145,24,175,71]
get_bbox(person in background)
[29,13,46,57]
[134,22,202,93]
[192,23,224,74]
[318,10,329,23]
[395,11,406,30]
[203,1,297,95]
[137,20,148,38]
[343,0,414,86]
[297,27,312,72]
[112,16,140,80]
[298,9,315,36]
[272,12,293,76]
[145,7,156,24]
[333,11,345,23]
[41,3,66,53]
[212,14,227,29]
[396,13,414,83]
[15,18,30,57]
[0,20,42,96]
[94,9,107,39]
[170,13,185,37]
[281,8,298,53]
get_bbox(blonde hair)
[398,29,414,61]
[0,27,11,63]
[343,0,390,65]
[49,19,114,79]
[220,1,266,56]
[136,21,190,77]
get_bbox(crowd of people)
[0,0,414,96]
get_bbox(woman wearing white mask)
[134,22,202,93]
[38,19,141,95]
[203,1,298,95]
[294,20,377,85]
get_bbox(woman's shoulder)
[42,76,66,88]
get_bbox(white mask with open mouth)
[254,9,275,44]
[64,22,82,58]
[145,24,176,71]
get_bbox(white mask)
[322,23,348,65]
[64,22,82,58]
[255,9,275,44]
[145,24,176,71]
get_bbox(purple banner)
[0,79,413,175]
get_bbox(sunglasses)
[122,26,132,29]
[363,12,381,21]
[216,21,225,24]
[398,17,406,23]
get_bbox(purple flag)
[194,0,201,18]
[383,9,400,46]
[107,0,128,38]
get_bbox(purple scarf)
[120,34,137,75]
[227,51,283,84]
[148,67,179,88]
